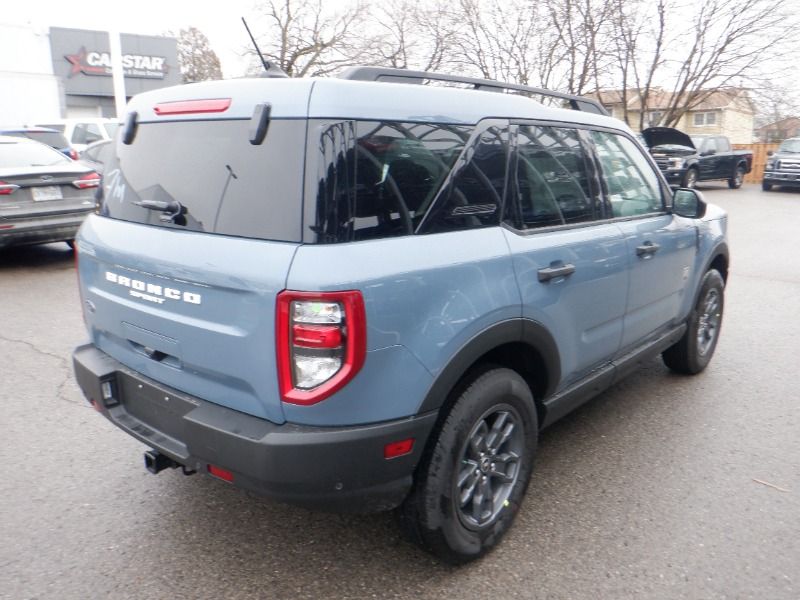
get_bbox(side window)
[591,131,664,217]
[71,124,88,145]
[72,123,102,145]
[705,137,718,154]
[512,125,599,228]
[311,120,469,242]
[420,123,509,234]
[717,137,730,152]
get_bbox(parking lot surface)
[1,184,799,599]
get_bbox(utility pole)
[108,30,127,118]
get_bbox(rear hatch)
[76,79,315,424]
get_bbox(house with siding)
[589,87,755,144]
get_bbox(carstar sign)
[65,46,168,79]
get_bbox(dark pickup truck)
[643,127,752,189]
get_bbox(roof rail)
[338,66,609,116]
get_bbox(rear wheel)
[762,181,773,191]
[682,168,698,189]
[399,367,537,564]
[663,269,724,374]
[728,165,745,189]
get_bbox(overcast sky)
[8,0,264,77]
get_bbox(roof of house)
[590,87,754,114]
[755,116,800,132]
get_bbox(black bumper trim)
[73,344,438,512]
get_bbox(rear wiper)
[134,199,187,225]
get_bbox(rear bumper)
[0,210,90,248]
[72,344,438,512]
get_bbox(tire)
[682,168,698,189]
[728,165,745,189]
[399,367,538,564]
[762,181,773,191]
[662,269,725,374]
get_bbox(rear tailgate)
[76,78,315,424]
[77,216,297,423]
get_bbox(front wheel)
[399,367,537,564]
[728,166,745,189]
[762,181,773,191]
[663,269,725,374]
[682,168,698,189]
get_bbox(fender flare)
[417,318,561,414]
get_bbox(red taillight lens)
[276,290,366,406]
[154,98,231,116]
[72,172,101,189]
[69,149,79,160]
[0,181,19,195]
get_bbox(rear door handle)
[636,242,661,257]
[537,263,576,282]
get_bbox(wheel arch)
[417,319,561,428]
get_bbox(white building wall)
[0,22,63,124]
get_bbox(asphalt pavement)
[1,183,798,599]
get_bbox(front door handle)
[636,242,661,257]
[538,263,576,282]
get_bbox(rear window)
[17,130,69,149]
[99,119,305,243]
[0,140,70,168]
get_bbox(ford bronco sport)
[72,67,729,564]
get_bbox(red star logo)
[64,47,88,77]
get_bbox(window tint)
[0,140,70,168]
[311,120,469,242]
[16,130,69,149]
[512,125,598,228]
[420,123,509,234]
[72,123,103,145]
[591,131,663,217]
[99,119,305,242]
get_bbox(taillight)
[276,290,366,405]
[0,181,19,195]
[69,149,79,160]
[72,172,101,189]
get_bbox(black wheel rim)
[454,404,524,530]
[697,288,721,356]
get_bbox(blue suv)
[72,67,728,563]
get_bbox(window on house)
[693,112,717,127]
[648,111,663,126]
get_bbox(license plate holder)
[32,185,63,201]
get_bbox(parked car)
[79,139,113,174]
[643,127,752,189]
[71,67,729,564]
[0,135,99,250]
[762,137,800,191]
[0,127,78,160]
[33,118,119,153]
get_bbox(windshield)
[103,122,119,140]
[778,139,800,153]
[0,140,71,168]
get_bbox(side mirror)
[673,188,707,219]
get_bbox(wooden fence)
[733,142,780,184]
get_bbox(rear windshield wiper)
[134,199,187,225]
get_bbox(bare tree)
[175,27,223,83]
[248,0,372,77]
[369,0,458,72]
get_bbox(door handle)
[537,263,576,282]
[636,242,661,257]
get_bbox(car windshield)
[778,139,800,153]
[0,141,71,168]
[103,122,119,139]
